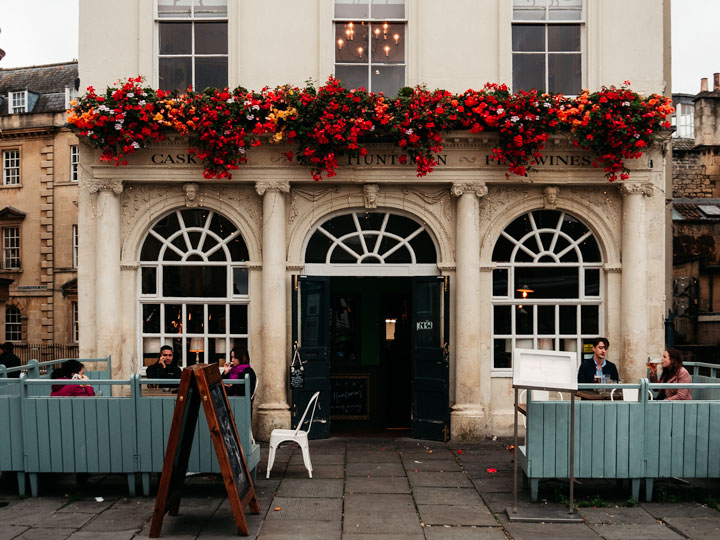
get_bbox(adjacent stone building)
[0,62,79,350]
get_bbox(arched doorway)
[294,210,449,440]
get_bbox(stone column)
[618,182,653,382]
[450,182,488,440]
[89,180,123,377]
[77,174,97,357]
[255,180,291,441]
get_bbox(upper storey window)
[512,0,583,95]
[157,0,228,92]
[9,91,28,114]
[334,0,406,96]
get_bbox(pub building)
[76,0,671,441]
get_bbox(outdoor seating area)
[0,357,259,497]
[518,363,720,502]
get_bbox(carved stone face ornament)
[363,184,379,209]
[543,186,559,209]
[183,183,199,207]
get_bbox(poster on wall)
[512,348,577,391]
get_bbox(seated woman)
[648,348,692,400]
[222,347,257,399]
[51,359,96,397]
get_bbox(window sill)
[0,184,22,189]
[491,370,513,378]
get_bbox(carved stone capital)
[543,185,560,209]
[183,182,200,207]
[255,181,290,196]
[617,182,653,197]
[363,184,380,209]
[87,180,124,195]
[450,182,488,198]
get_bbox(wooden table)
[576,390,611,400]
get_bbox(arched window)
[304,211,437,275]
[491,210,603,370]
[138,209,249,369]
[5,305,21,341]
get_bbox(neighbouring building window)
[491,210,603,369]
[72,224,79,268]
[2,150,20,186]
[138,208,249,369]
[5,305,21,341]
[2,227,20,270]
[72,302,79,343]
[70,145,79,181]
[334,0,406,95]
[672,102,695,139]
[65,87,79,109]
[156,0,228,91]
[9,91,28,114]
[512,0,583,94]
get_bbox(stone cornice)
[450,182,488,198]
[255,180,290,196]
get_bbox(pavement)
[0,436,719,539]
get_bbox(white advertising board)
[512,348,578,391]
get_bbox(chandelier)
[336,21,402,62]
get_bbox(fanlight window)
[305,211,436,265]
[491,210,603,369]
[138,209,249,369]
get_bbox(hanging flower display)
[67,77,673,182]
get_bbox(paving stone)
[479,491,554,514]
[57,498,117,514]
[284,464,345,479]
[418,504,497,526]
[28,512,93,529]
[193,508,262,538]
[342,534,424,540]
[345,476,410,494]
[0,525,28,540]
[402,458,461,472]
[259,518,341,540]
[81,498,152,532]
[346,451,401,463]
[264,497,342,521]
[289,453,345,465]
[68,531,135,540]
[275,478,343,498]
[346,462,405,477]
[407,471,473,488]
[640,502,720,519]
[662,517,720,540]
[498,517,601,539]
[12,528,75,540]
[413,486,483,505]
[578,506,658,525]
[587,523,684,540]
[470,474,515,493]
[0,498,67,526]
[344,493,421,534]
[399,450,456,460]
[423,526,508,540]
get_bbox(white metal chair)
[266,391,320,479]
[519,389,563,427]
[610,388,653,401]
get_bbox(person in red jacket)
[648,348,692,401]
[51,359,95,397]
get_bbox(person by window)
[577,337,618,383]
[0,341,21,378]
[648,348,692,401]
[146,345,182,391]
[222,347,256,399]
[51,359,95,396]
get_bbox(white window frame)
[2,227,20,271]
[5,305,22,341]
[65,87,79,110]
[511,0,585,95]
[70,145,79,182]
[72,302,79,343]
[2,150,20,186]
[672,102,695,139]
[333,0,408,94]
[155,0,229,91]
[138,208,250,370]
[491,210,603,375]
[9,91,28,114]
[72,224,79,268]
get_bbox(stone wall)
[673,148,712,198]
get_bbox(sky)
[0,0,717,94]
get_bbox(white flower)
[536,115,540,121]
[114,123,123,130]
[370,125,375,131]
[87,130,93,136]
[252,104,260,110]
[622,101,630,106]
[227,98,234,104]
[405,128,414,135]
[132,141,140,149]
[246,114,255,120]
[496,107,505,115]
[510,115,520,122]
[127,92,134,98]
[244,100,252,107]
[138,100,146,106]
[543,102,552,108]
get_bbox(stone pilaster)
[39,145,54,342]
[254,180,291,441]
[450,182,489,440]
[618,182,653,382]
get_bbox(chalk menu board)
[330,375,370,420]
[150,364,259,537]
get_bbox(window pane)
[336,65,369,90]
[578,236,600,262]
[492,236,515,262]
[493,268,508,296]
[162,266,227,297]
[513,0,547,20]
[230,305,248,334]
[516,305,533,335]
[195,57,228,90]
[233,267,249,295]
[142,267,157,294]
[195,22,227,54]
[371,65,405,96]
[513,53,545,92]
[194,0,227,17]
[158,0,191,17]
[408,231,437,263]
[549,53,581,94]
[186,304,204,333]
[512,24,545,51]
[559,305,577,333]
[143,304,160,333]
[537,305,555,334]
[581,305,599,334]
[335,23,370,64]
[335,0,370,18]
[371,0,405,19]
[494,338,512,369]
[159,22,191,54]
[585,269,600,296]
[306,234,333,263]
[514,267,578,299]
[159,56,192,91]
[494,305,511,334]
[371,23,404,64]
[165,304,183,333]
[548,0,582,21]
[208,304,226,333]
[548,24,580,51]
[226,235,249,262]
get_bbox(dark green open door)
[411,276,450,441]
[291,276,331,439]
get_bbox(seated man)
[577,337,619,383]
[146,345,182,390]
[0,342,21,378]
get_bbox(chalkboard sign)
[150,364,259,537]
[330,375,370,420]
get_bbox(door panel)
[411,276,450,441]
[291,276,331,439]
